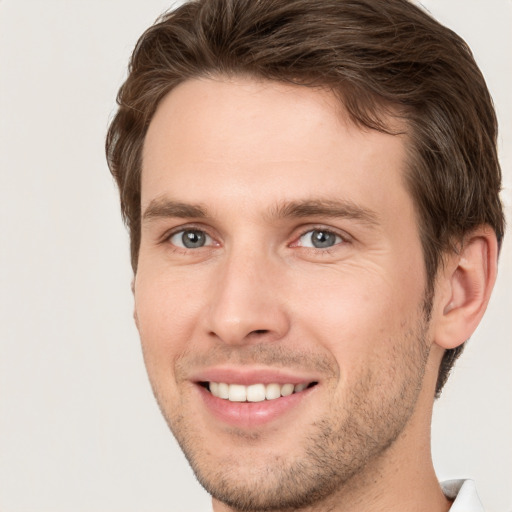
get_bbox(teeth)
[247,384,266,402]
[265,383,281,400]
[209,382,219,396]
[218,382,229,399]
[208,382,311,402]
[280,383,294,396]
[228,384,247,402]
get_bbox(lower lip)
[197,385,315,429]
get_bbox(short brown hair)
[106,0,504,395]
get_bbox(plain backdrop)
[0,1,510,511]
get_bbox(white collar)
[442,479,484,512]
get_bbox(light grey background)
[0,1,510,511]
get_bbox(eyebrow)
[142,199,207,222]
[267,199,379,226]
[142,197,379,226]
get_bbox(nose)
[203,246,290,345]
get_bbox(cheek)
[287,263,425,362]
[134,270,204,372]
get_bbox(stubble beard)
[150,309,432,512]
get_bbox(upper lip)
[189,366,320,386]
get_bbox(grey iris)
[182,230,206,248]
[311,230,336,248]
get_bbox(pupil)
[312,230,335,248]
[182,230,205,248]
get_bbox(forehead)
[141,76,411,223]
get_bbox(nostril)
[251,329,269,335]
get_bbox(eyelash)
[161,224,217,252]
[161,225,350,253]
[292,226,349,254]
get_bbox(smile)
[195,374,319,428]
[206,382,316,402]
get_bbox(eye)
[169,229,213,249]
[297,229,343,249]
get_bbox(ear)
[131,278,140,330]
[433,226,498,350]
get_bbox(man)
[106,0,505,510]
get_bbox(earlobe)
[434,226,498,350]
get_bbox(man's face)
[136,77,437,510]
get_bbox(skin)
[134,77,495,512]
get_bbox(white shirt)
[442,479,485,512]
[206,478,484,511]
